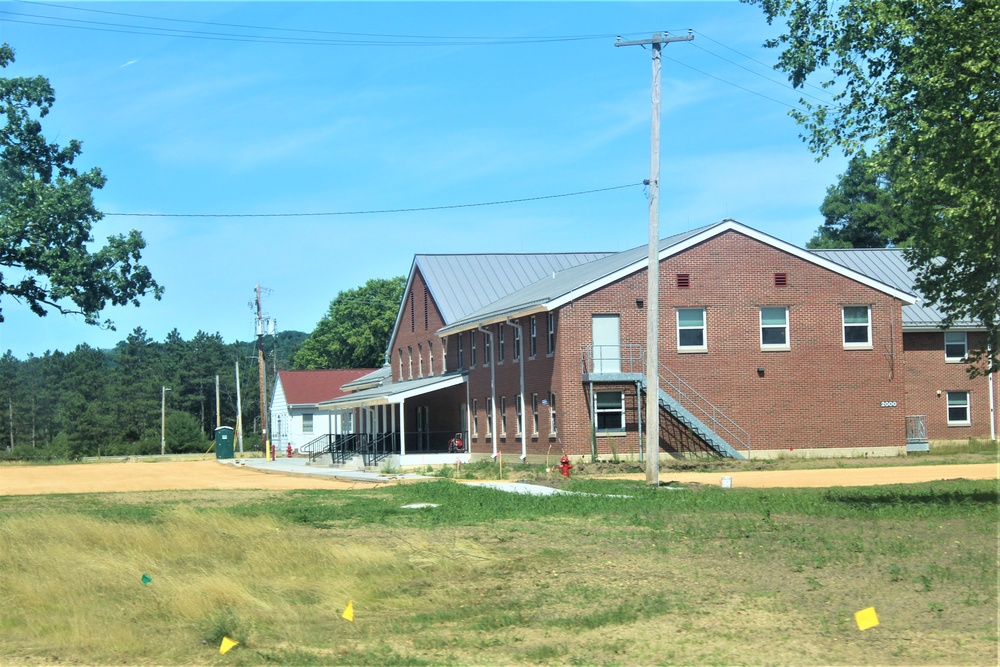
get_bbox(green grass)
[0,479,996,666]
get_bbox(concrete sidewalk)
[227,456,427,483]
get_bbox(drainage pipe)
[507,318,527,461]
[477,326,498,457]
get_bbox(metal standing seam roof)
[318,372,467,409]
[812,248,980,328]
[437,223,720,333]
[415,252,616,324]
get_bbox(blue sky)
[0,1,849,359]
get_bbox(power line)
[103,183,645,219]
[19,0,624,43]
[661,54,809,112]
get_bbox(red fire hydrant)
[286,443,293,458]
[558,455,573,478]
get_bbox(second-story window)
[530,316,537,357]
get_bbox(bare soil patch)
[0,460,394,496]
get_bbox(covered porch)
[317,372,471,468]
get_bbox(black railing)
[331,433,365,465]
[301,434,334,462]
[363,432,399,467]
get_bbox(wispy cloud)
[120,59,138,68]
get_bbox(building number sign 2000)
[880,401,898,408]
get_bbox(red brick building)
[322,220,997,465]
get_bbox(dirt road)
[0,460,385,496]
[0,459,996,496]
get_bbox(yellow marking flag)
[342,600,355,622]
[855,607,879,631]
[219,636,239,654]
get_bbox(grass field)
[0,478,997,666]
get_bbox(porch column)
[399,399,407,457]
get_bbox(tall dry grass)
[0,506,481,664]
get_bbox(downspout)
[478,326,498,457]
[507,318,527,461]
[989,344,996,442]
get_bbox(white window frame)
[302,413,314,434]
[676,307,707,352]
[418,343,424,378]
[472,399,478,439]
[531,393,539,436]
[484,331,492,366]
[946,391,970,425]
[485,397,492,436]
[843,305,872,349]
[760,307,789,350]
[498,325,505,363]
[500,396,507,436]
[428,341,434,377]
[470,334,477,367]
[530,316,537,358]
[513,322,521,361]
[515,395,523,436]
[547,313,556,355]
[944,331,967,362]
[594,391,625,433]
[457,333,464,369]
[407,346,413,379]
[548,393,557,436]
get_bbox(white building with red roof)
[270,369,378,453]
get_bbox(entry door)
[592,315,621,373]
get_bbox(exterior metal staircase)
[583,345,750,459]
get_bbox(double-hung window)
[485,397,493,436]
[470,334,477,367]
[594,391,625,432]
[947,391,970,425]
[498,326,505,363]
[945,332,967,362]
[500,397,507,436]
[548,393,557,435]
[484,331,492,366]
[457,333,464,369]
[472,399,479,439]
[843,305,872,348]
[513,324,522,360]
[547,313,556,354]
[677,308,707,352]
[531,393,539,436]
[302,413,314,434]
[530,316,537,357]
[760,307,789,349]
[515,395,523,436]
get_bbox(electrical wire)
[103,183,645,219]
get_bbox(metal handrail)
[656,362,751,455]
[300,434,332,461]
[582,345,751,456]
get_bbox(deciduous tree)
[0,43,162,327]
[293,277,406,370]
[749,0,999,374]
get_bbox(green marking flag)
[140,574,152,586]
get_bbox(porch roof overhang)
[316,372,467,410]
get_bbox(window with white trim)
[407,346,413,379]
[945,331,967,362]
[470,334,477,367]
[484,331,492,366]
[513,323,522,360]
[418,343,424,378]
[843,305,871,348]
[428,341,434,377]
[302,413,314,434]
[515,395,523,436]
[548,393,557,435]
[947,391,970,425]
[472,399,479,439]
[398,348,403,381]
[530,316,537,357]
[485,397,492,436]
[498,326,505,363]
[531,393,539,436]
[547,313,556,354]
[457,333,464,369]
[500,397,507,436]
[594,391,625,432]
[760,307,789,349]
[677,308,707,352]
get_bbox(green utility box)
[215,426,235,460]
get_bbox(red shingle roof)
[277,369,379,406]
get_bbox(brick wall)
[903,331,997,440]
[389,269,448,382]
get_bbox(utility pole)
[616,31,693,487]
[235,359,244,454]
[256,285,270,461]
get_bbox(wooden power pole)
[256,284,270,461]
[616,31,693,487]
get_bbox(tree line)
[0,328,305,460]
